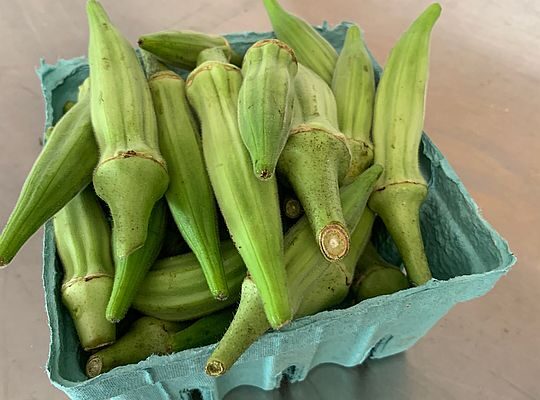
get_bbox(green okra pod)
[54,185,115,351]
[142,52,228,301]
[138,30,239,70]
[369,3,441,286]
[86,317,186,377]
[238,39,298,180]
[292,64,339,127]
[332,24,375,184]
[186,59,291,329]
[205,165,381,376]
[351,242,409,301]
[297,209,376,316]
[133,241,245,321]
[87,0,169,259]
[277,64,352,261]
[262,0,337,85]
[86,309,234,377]
[106,201,166,323]
[0,79,97,267]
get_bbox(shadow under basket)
[40,23,516,400]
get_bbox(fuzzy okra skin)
[186,60,292,329]
[106,201,166,323]
[278,64,352,261]
[238,39,298,180]
[262,0,337,85]
[87,0,169,259]
[86,309,234,377]
[205,165,381,376]
[54,186,115,351]
[0,80,97,267]
[142,53,228,301]
[293,64,339,127]
[138,30,239,69]
[351,242,409,301]
[332,24,375,184]
[369,3,441,286]
[133,241,245,321]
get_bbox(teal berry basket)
[40,23,516,400]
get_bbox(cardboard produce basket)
[40,23,516,400]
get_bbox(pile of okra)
[0,0,441,377]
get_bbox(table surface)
[0,1,538,399]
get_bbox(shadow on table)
[224,353,411,400]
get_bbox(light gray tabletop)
[0,1,538,399]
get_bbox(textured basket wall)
[39,23,516,400]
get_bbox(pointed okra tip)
[262,0,284,14]
[420,3,442,25]
[86,0,107,20]
[137,34,157,52]
[345,24,362,42]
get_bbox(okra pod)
[86,318,187,377]
[369,3,441,285]
[206,165,381,375]
[277,64,352,261]
[133,241,245,321]
[106,201,166,323]
[142,52,228,301]
[138,30,239,70]
[186,59,291,329]
[351,242,409,301]
[87,0,169,258]
[262,0,337,84]
[54,185,115,351]
[0,79,97,267]
[86,309,234,377]
[238,39,298,179]
[332,24,375,184]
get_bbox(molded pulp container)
[40,23,516,400]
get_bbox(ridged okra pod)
[369,4,441,286]
[106,201,166,323]
[262,0,337,85]
[0,80,97,267]
[138,30,241,70]
[238,39,298,180]
[297,209,376,316]
[186,59,291,329]
[205,165,381,376]
[133,241,245,321]
[87,0,169,258]
[351,242,409,301]
[142,52,228,301]
[332,24,375,184]
[86,309,234,377]
[54,186,115,351]
[278,64,352,261]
